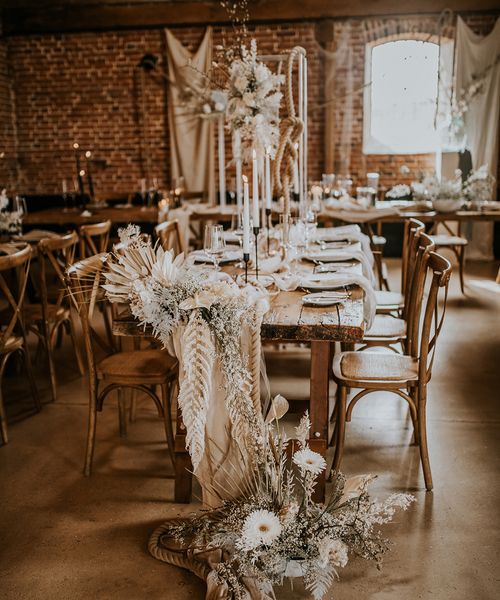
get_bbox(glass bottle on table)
[204,224,226,272]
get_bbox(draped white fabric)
[456,17,500,259]
[165,28,215,201]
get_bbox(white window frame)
[363,35,453,155]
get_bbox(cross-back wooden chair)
[361,231,435,352]
[375,218,425,315]
[24,231,84,402]
[332,251,452,490]
[78,220,112,258]
[66,254,177,476]
[428,220,467,294]
[0,244,40,444]
[155,219,186,256]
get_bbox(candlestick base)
[243,253,250,284]
[253,227,260,280]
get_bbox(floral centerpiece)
[0,189,22,235]
[102,225,268,487]
[165,407,414,599]
[385,184,412,201]
[463,164,495,205]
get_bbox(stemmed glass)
[204,224,226,272]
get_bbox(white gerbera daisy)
[292,448,327,475]
[238,509,282,550]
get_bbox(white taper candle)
[242,175,250,254]
[265,147,271,209]
[252,149,260,227]
[218,115,226,207]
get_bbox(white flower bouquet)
[166,407,414,600]
[463,164,495,204]
[385,184,412,200]
[225,39,284,158]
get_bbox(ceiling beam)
[2,1,499,36]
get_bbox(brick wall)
[0,13,497,197]
[0,39,18,189]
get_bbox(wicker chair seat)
[364,314,406,339]
[333,351,418,383]
[97,349,177,384]
[429,234,468,246]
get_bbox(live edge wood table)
[113,272,365,504]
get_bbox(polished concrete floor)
[1,260,499,600]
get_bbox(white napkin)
[273,271,376,329]
[304,248,376,285]
[314,226,374,266]
[249,253,282,274]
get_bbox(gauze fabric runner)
[323,198,399,223]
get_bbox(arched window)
[363,38,451,154]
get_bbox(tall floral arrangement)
[224,39,284,158]
[166,408,414,600]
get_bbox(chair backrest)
[0,244,31,354]
[155,219,186,255]
[78,220,112,258]
[417,251,452,384]
[66,253,111,376]
[37,231,79,318]
[401,219,425,300]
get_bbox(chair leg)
[458,245,466,294]
[20,346,41,412]
[129,389,137,423]
[47,324,59,402]
[84,383,98,476]
[332,384,347,473]
[68,312,85,375]
[161,380,176,466]
[416,387,433,491]
[0,356,9,445]
[117,388,128,438]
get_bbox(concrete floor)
[1,259,499,600]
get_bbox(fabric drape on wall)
[165,28,215,201]
[456,16,500,259]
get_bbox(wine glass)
[204,224,226,272]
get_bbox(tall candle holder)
[265,207,272,255]
[253,226,260,280]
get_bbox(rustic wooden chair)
[361,231,435,352]
[24,232,84,402]
[155,219,186,256]
[66,253,177,476]
[428,221,467,294]
[0,244,40,444]
[374,219,425,315]
[332,251,452,490]
[78,220,112,258]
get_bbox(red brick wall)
[0,40,18,189]
[0,14,497,197]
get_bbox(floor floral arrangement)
[164,406,414,600]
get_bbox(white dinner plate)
[303,252,356,263]
[236,273,275,288]
[192,250,241,264]
[301,292,347,307]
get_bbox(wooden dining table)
[112,256,366,503]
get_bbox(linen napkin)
[313,225,374,266]
[303,247,376,285]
